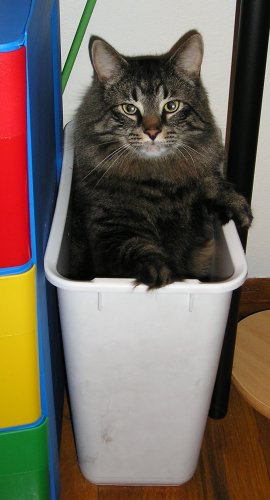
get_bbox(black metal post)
[209,0,270,419]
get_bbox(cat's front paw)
[217,194,253,228]
[233,199,253,228]
[133,261,174,290]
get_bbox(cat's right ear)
[89,36,128,84]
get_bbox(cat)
[70,30,252,289]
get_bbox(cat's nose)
[144,128,161,141]
[142,115,162,141]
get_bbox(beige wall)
[60,0,270,277]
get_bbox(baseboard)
[239,278,270,320]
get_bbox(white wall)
[59,0,270,277]
[245,46,270,277]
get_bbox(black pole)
[209,0,270,419]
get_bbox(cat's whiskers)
[91,144,131,189]
[180,142,209,162]
[116,147,134,173]
[87,139,120,150]
[64,139,119,155]
[175,142,207,174]
[174,146,191,165]
[118,146,138,175]
[81,143,127,182]
[179,144,197,170]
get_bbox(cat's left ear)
[89,36,128,84]
[168,31,204,79]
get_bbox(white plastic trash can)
[45,122,248,486]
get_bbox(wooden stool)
[232,310,270,418]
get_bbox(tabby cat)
[70,30,252,288]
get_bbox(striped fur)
[70,31,252,288]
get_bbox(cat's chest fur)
[86,176,207,240]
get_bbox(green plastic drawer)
[0,418,50,499]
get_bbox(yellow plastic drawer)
[0,266,41,428]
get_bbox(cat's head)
[80,31,219,167]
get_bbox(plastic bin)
[45,122,248,485]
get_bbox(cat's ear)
[168,31,204,78]
[89,37,128,83]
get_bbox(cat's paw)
[233,200,253,228]
[133,261,174,290]
[217,194,253,228]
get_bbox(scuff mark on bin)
[102,428,113,444]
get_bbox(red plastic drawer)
[0,47,31,268]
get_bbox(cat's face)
[84,31,216,167]
[106,85,192,159]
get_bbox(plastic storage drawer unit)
[0,47,31,269]
[0,266,41,428]
[0,418,50,499]
[45,123,248,485]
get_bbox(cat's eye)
[122,103,138,115]
[163,100,181,113]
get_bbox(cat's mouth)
[138,141,168,158]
